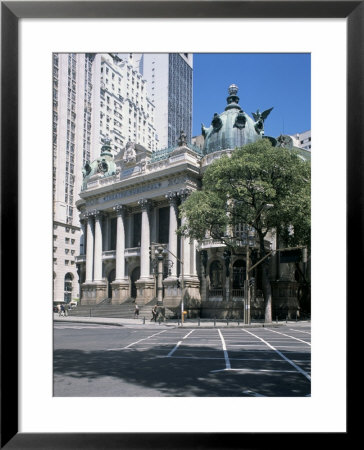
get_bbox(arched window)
[209,260,223,289]
[233,260,246,290]
[64,272,73,303]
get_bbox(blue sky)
[192,53,311,138]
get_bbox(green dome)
[82,137,116,190]
[202,84,273,155]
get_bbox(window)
[233,260,246,290]
[209,261,223,290]
[64,273,73,303]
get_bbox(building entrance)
[108,269,116,299]
[130,267,140,299]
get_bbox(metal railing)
[208,289,223,297]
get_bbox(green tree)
[179,139,310,322]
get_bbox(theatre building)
[76,85,310,319]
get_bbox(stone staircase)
[68,298,176,320]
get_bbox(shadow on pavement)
[53,344,311,397]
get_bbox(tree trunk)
[258,232,272,323]
[262,261,272,323]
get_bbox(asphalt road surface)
[53,322,311,397]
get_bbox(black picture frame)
[1,1,358,448]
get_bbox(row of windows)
[53,247,76,255]
[53,258,75,266]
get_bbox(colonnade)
[79,191,199,305]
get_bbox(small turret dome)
[81,137,116,190]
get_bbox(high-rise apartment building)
[120,53,193,149]
[53,53,159,304]
[99,54,159,153]
[53,53,101,304]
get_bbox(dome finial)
[225,83,241,111]
[228,84,238,96]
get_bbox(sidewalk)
[53,313,298,328]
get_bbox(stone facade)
[76,85,310,319]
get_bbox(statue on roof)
[211,113,223,132]
[178,130,187,147]
[123,141,136,163]
[82,161,92,178]
[252,107,273,134]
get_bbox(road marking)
[242,328,311,381]
[167,330,194,357]
[218,329,231,370]
[264,328,311,346]
[289,328,311,335]
[106,330,167,351]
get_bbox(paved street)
[53,321,311,397]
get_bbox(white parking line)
[167,330,194,357]
[242,328,311,381]
[218,329,231,370]
[106,330,167,351]
[289,328,311,335]
[264,328,311,346]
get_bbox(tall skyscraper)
[53,53,101,304]
[120,53,193,149]
[99,54,159,153]
[53,53,159,304]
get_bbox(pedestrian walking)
[151,305,158,322]
[60,304,65,317]
[134,304,139,319]
[57,304,62,316]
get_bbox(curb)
[53,317,297,329]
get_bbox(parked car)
[53,305,58,312]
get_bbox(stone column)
[114,205,126,280]
[82,210,106,305]
[93,210,103,282]
[135,199,155,304]
[139,199,152,279]
[166,191,178,278]
[85,213,94,282]
[79,216,86,256]
[111,204,130,303]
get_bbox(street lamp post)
[155,246,164,305]
[244,242,250,324]
[152,242,184,326]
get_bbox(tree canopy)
[179,139,311,322]
[180,139,310,249]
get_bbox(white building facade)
[290,130,311,151]
[99,54,159,153]
[122,53,193,149]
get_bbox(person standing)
[134,304,139,319]
[151,305,158,322]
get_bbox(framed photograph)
[2,1,359,448]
